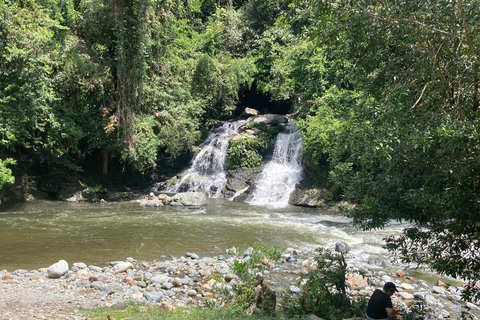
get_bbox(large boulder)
[289,188,327,207]
[171,192,207,206]
[47,260,69,278]
[240,107,259,118]
[225,167,263,200]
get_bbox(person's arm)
[386,307,402,320]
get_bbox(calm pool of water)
[0,199,401,271]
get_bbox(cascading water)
[166,120,247,197]
[247,122,303,208]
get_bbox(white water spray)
[247,122,303,208]
[167,120,247,197]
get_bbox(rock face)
[289,188,327,207]
[224,167,263,200]
[47,260,69,278]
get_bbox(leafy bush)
[226,122,283,169]
[282,248,366,320]
[0,158,16,203]
[226,138,264,169]
[230,243,282,313]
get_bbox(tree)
[294,0,480,301]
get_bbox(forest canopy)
[0,0,479,301]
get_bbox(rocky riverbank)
[1,247,479,320]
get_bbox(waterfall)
[247,122,303,208]
[166,120,247,197]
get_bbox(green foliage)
[226,138,263,169]
[283,248,366,320]
[0,158,16,203]
[231,243,282,281]
[226,122,282,169]
[88,301,291,319]
[120,115,162,173]
[79,180,105,201]
[192,53,255,119]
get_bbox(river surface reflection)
[0,199,404,271]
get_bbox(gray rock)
[289,188,327,207]
[139,199,164,207]
[190,253,199,259]
[413,292,429,300]
[89,265,102,272]
[171,192,207,206]
[290,285,301,294]
[15,269,29,275]
[417,280,430,289]
[162,282,174,290]
[47,260,69,278]
[144,291,163,302]
[187,289,197,296]
[243,247,254,257]
[73,262,87,269]
[306,314,323,320]
[112,262,134,273]
[335,241,351,253]
[432,285,446,294]
[218,267,229,274]
[151,274,170,284]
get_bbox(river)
[0,199,404,271]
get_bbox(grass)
[87,302,301,320]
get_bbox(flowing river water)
[0,199,405,272]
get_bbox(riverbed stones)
[2,247,479,319]
[47,260,69,278]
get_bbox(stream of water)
[0,199,403,272]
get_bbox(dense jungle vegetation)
[1,0,479,301]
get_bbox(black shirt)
[366,289,393,319]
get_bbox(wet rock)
[335,241,351,253]
[47,260,69,278]
[171,192,207,206]
[289,188,327,207]
[139,199,164,207]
